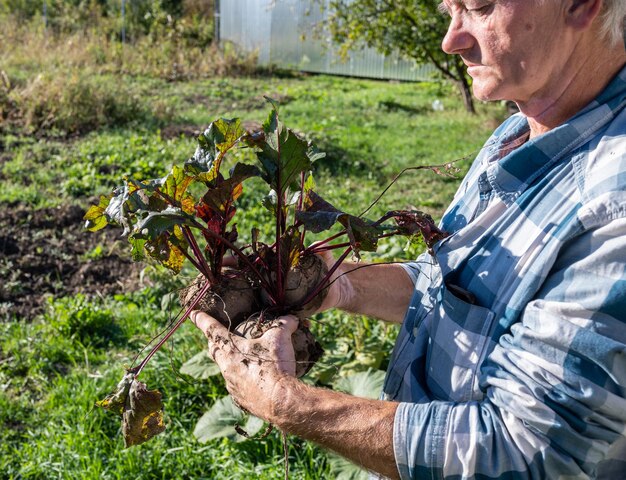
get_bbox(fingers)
[259,314,299,342]
[278,314,299,335]
[190,310,227,340]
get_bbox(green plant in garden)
[84,98,451,447]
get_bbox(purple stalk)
[130,278,213,378]
[177,243,205,274]
[183,216,276,303]
[359,162,459,218]
[301,229,347,255]
[274,123,284,305]
[298,171,308,249]
[182,226,215,284]
[309,231,400,253]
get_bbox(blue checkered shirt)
[385,65,626,479]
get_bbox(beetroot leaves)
[84,98,448,446]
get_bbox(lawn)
[0,27,505,478]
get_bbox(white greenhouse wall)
[218,0,436,82]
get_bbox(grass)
[0,20,506,478]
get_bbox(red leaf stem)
[130,278,213,378]
[185,217,277,304]
[182,227,215,284]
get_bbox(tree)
[323,0,476,114]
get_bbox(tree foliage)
[324,0,475,113]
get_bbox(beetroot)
[283,253,329,319]
[179,270,257,330]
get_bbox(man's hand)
[191,309,400,479]
[190,310,298,422]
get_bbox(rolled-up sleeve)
[400,262,423,286]
[393,218,626,479]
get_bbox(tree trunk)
[453,60,476,114]
[426,52,476,115]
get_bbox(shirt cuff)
[394,401,452,480]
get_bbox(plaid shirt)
[384,65,626,479]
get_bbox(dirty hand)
[190,310,298,421]
[315,249,355,313]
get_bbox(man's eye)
[468,4,493,15]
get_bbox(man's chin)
[471,84,505,103]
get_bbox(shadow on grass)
[377,100,430,116]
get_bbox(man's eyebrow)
[437,2,449,14]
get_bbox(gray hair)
[599,0,626,46]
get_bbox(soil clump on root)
[178,271,258,329]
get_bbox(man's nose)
[441,16,473,55]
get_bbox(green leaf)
[307,145,326,164]
[303,172,316,194]
[103,184,134,235]
[334,369,386,399]
[95,372,134,415]
[133,206,194,240]
[129,236,147,262]
[180,350,221,379]
[83,195,112,232]
[186,118,245,183]
[162,165,195,214]
[296,191,382,255]
[127,208,193,273]
[295,191,343,232]
[257,113,313,195]
[229,162,262,181]
[341,350,385,374]
[200,163,260,215]
[193,396,264,443]
[142,227,187,273]
[263,95,281,114]
[102,178,167,235]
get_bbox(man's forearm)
[271,376,400,479]
[338,262,414,323]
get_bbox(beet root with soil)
[179,255,328,377]
[178,270,258,329]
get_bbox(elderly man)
[192,0,626,478]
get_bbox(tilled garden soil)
[0,201,143,320]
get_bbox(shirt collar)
[484,64,626,206]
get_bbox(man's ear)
[565,0,603,31]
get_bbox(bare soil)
[0,201,143,320]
